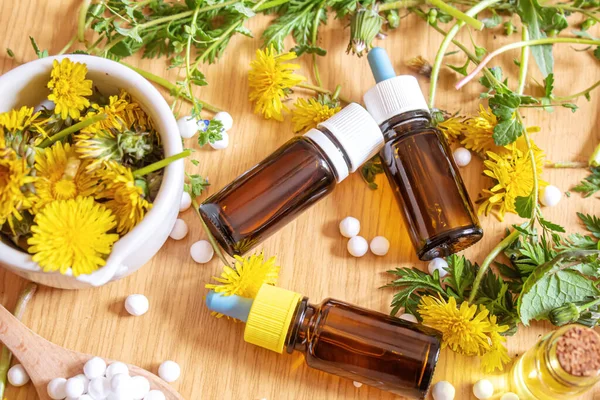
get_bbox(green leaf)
[6,48,14,58]
[198,119,223,147]
[114,23,143,43]
[577,212,600,239]
[235,25,253,38]
[516,0,554,77]
[442,254,476,299]
[231,2,255,18]
[446,58,470,76]
[189,69,207,87]
[518,250,600,325]
[360,156,383,190]
[489,92,525,145]
[384,267,447,316]
[573,167,600,197]
[594,46,600,61]
[184,173,210,198]
[544,73,554,98]
[479,66,503,90]
[190,159,199,166]
[482,13,502,28]
[109,41,134,58]
[29,36,48,58]
[539,217,566,233]
[562,103,579,112]
[290,44,327,56]
[515,193,535,219]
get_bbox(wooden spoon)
[0,304,184,400]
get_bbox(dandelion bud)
[347,8,383,57]
[406,56,432,79]
[549,303,581,326]
[387,10,400,29]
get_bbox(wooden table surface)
[2,1,600,399]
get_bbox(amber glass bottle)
[206,285,442,399]
[364,48,482,260]
[199,103,383,256]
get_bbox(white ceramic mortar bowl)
[0,55,183,289]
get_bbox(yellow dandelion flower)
[437,115,465,141]
[0,149,34,226]
[74,129,120,171]
[0,106,41,132]
[478,141,547,221]
[206,253,280,297]
[118,90,153,131]
[33,142,97,211]
[80,95,130,134]
[418,296,492,356]
[248,45,306,121]
[96,161,151,234]
[47,58,93,120]
[480,316,511,372]
[291,98,341,134]
[28,196,119,276]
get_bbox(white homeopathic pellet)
[428,258,449,278]
[399,313,418,323]
[169,219,189,240]
[347,236,369,257]
[473,379,494,399]
[131,376,151,399]
[353,381,363,388]
[177,116,199,139]
[106,362,129,379]
[88,377,111,399]
[84,357,107,379]
[453,147,472,167]
[7,363,29,386]
[209,130,230,150]
[213,111,234,131]
[144,390,167,400]
[71,374,89,394]
[541,185,562,207]
[158,360,181,383]
[370,236,390,256]
[65,376,86,398]
[339,216,360,238]
[47,377,67,400]
[125,294,150,316]
[431,381,455,400]
[180,191,192,212]
[190,240,214,263]
[500,392,519,400]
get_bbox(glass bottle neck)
[285,297,315,354]
[379,110,432,142]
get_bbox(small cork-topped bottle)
[199,103,383,256]
[206,285,441,399]
[511,324,600,399]
[363,48,483,260]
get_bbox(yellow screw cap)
[244,284,302,354]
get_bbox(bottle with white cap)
[199,103,383,256]
[364,48,482,260]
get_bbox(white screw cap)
[364,75,429,126]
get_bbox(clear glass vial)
[206,285,442,399]
[364,48,483,260]
[511,324,600,399]
[199,103,383,256]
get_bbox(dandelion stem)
[296,82,354,104]
[120,62,222,113]
[78,0,92,42]
[0,283,38,400]
[554,79,600,102]
[38,114,107,148]
[185,6,202,117]
[132,149,191,178]
[517,30,529,95]
[192,198,231,267]
[311,2,326,88]
[456,37,600,90]
[428,0,484,30]
[379,0,423,11]
[545,161,588,168]
[551,4,600,25]
[468,230,520,303]
[428,0,501,108]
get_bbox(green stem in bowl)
[0,283,38,400]
[38,114,107,148]
[132,149,191,178]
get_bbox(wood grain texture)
[1,1,600,399]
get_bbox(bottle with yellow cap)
[206,284,442,399]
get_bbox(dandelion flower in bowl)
[47,58,93,120]
[0,148,34,227]
[27,196,119,276]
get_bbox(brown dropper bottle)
[364,48,483,260]
[199,103,384,256]
[206,285,442,399]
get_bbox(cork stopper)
[556,326,600,377]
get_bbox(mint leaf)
[518,250,600,325]
[517,0,554,77]
[577,212,600,239]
